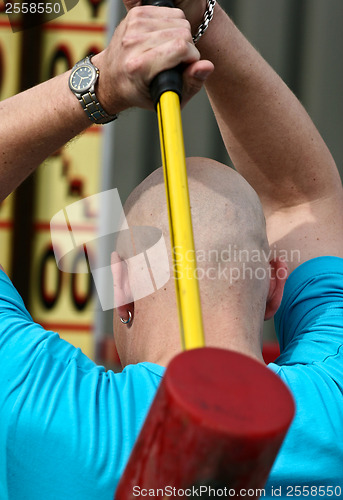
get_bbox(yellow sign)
[28,1,108,359]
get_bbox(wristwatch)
[69,56,118,125]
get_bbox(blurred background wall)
[0,0,342,367]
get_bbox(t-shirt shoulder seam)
[139,363,164,378]
[275,344,343,370]
[39,343,99,375]
[315,343,343,365]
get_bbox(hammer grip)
[142,0,183,107]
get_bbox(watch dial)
[70,65,95,92]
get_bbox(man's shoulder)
[273,256,343,365]
[0,268,31,318]
[285,255,343,288]
[276,256,343,335]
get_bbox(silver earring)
[120,310,132,325]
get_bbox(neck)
[136,309,264,368]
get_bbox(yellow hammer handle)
[157,91,205,350]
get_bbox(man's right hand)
[92,5,213,113]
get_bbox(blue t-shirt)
[0,257,342,499]
[265,257,343,497]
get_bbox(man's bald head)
[124,157,269,296]
[113,158,276,366]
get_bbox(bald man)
[112,158,284,368]
[1,1,343,499]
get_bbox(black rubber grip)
[143,0,175,6]
[142,0,183,107]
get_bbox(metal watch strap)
[72,56,117,125]
[79,88,117,125]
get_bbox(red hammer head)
[116,347,295,499]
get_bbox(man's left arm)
[0,6,212,204]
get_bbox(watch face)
[69,64,97,93]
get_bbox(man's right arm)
[199,4,343,273]
[169,1,343,273]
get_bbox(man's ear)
[264,258,288,320]
[111,252,134,323]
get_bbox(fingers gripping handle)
[142,0,183,107]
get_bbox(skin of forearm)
[198,4,341,211]
[0,70,91,203]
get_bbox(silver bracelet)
[192,0,216,44]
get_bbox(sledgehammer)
[116,1,294,497]
[116,348,295,498]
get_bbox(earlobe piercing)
[120,310,132,325]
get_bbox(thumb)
[181,60,214,106]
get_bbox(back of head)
[114,158,270,366]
